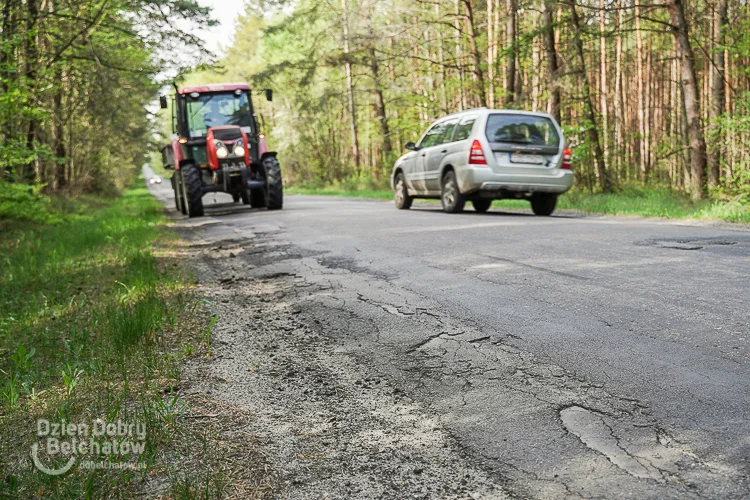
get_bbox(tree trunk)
[613,0,624,181]
[542,0,560,123]
[635,1,647,182]
[454,0,467,110]
[462,0,486,107]
[599,0,609,178]
[368,46,391,167]
[707,0,728,189]
[341,0,360,171]
[666,0,707,199]
[504,0,516,106]
[487,0,494,107]
[569,0,610,193]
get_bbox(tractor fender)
[260,152,278,162]
[171,139,184,168]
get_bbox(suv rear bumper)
[458,167,573,196]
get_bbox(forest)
[0,0,213,202]
[1,0,749,204]
[185,0,750,201]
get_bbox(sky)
[197,0,243,53]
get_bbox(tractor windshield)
[186,92,252,137]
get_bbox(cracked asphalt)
[146,169,749,499]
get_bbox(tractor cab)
[159,83,282,217]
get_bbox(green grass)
[0,179,227,498]
[286,184,750,223]
[287,186,393,200]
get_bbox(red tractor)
[159,83,282,217]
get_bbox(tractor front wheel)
[172,175,183,212]
[176,172,187,215]
[182,164,204,217]
[263,156,283,210]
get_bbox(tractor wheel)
[172,175,182,212]
[182,164,204,217]
[250,188,266,208]
[239,190,249,205]
[262,156,283,210]
[176,172,187,215]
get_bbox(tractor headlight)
[215,140,228,159]
[233,140,245,157]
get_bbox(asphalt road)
[147,169,749,499]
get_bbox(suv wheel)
[182,163,204,217]
[472,199,492,213]
[441,171,465,213]
[530,193,557,216]
[393,172,412,209]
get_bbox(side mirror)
[159,95,168,109]
[265,89,273,102]
[405,142,419,151]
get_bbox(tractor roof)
[178,83,250,94]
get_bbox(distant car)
[149,177,162,185]
[390,109,573,215]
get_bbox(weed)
[61,364,84,397]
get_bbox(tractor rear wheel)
[182,164,204,217]
[263,156,283,210]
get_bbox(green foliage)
[181,0,749,199]
[1,0,214,193]
[0,181,63,225]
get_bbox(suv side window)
[453,115,477,142]
[438,118,459,145]
[418,122,445,149]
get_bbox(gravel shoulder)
[177,230,510,499]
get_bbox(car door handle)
[440,150,447,153]
[420,153,426,157]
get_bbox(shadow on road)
[410,206,580,219]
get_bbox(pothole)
[639,238,740,251]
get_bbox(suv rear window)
[485,114,560,147]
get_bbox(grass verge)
[286,185,750,223]
[0,180,263,498]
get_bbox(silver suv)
[390,109,573,215]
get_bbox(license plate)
[510,153,544,165]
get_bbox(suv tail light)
[562,148,572,169]
[469,140,488,165]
